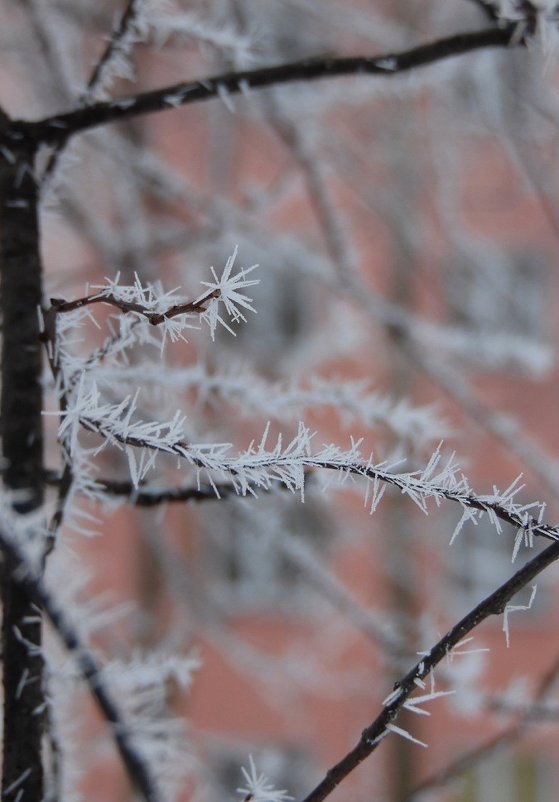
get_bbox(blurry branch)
[0,525,162,802]
[413,351,559,497]
[259,91,559,500]
[328,268,559,499]
[19,0,73,101]
[277,528,407,658]
[300,537,559,802]
[465,0,500,22]
[84,0,143,100]
[42,0,146,184]
[405,649,559,800]
[136,514,388,716]
[14,25,519,145]
[89,477,246,505]
[48,473,294,506]
[268,104,355,281]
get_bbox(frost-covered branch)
[14,26,520,145]
[405,649,559,801]
[58,395,559,545]
[300,536,559,802]
[0,523,162,802]
[91,364,448,448]
[43,249,258,352]
[84,0,147,102]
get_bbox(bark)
[0,115,45,802]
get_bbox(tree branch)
[47,285,218,324]
[404,649,559,800]
[72,412,559,545]
[464,0,501,22]
[84,0,144,100]
[0,524,162,802]
[13,25,519,146]
[299,537,559,802]
[85,477,256,505]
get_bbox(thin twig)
[404,649,559,800]
[74,412,559,544]
[47,286,218,324]
[299,537,559,802]
[41,0,146,185]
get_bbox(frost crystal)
[196,246,259,339]
[502,585,538,647]
[237,756,293,802]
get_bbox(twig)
[299,537,559,802]
[84,0,144,99]
[404,649,559,800]
[47,286,218,324]
[41,0,147,184]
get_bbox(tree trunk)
[0,116,45,802]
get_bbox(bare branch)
[405,650,559,800]
[299,538,559,802]
[89,477,265,505]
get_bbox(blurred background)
[3,1,559,801]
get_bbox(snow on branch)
[54,371,559,545]
[0,520,162,802]
[149,8,255,63]
[46,247,259,346]
[84,0,151,103]
[89,364,449,448]
[14,25,520,145]
[85,1,256,105]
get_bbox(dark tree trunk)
[0,115,45,802]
